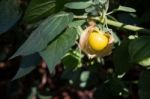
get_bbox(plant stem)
[74,15,150,34]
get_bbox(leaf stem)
[74,15,150,34]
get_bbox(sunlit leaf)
[80,71,90,82]
[115,6,136,12]
[139,57,150,67]
[64,1,93,9]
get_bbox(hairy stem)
[74,15,150,34]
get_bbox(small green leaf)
[139,57,150,67]
[62,50,81,70]
[0,0,21,34]
[39,27,78,73]
[129,36,150,62]
[64,1,93,9]
[12,53,41,80]
[11,12,73,59]
[115,6,136,13]
[85,6,95,13]
[139,70,150,99]
[80,71,90,82]
[113,39,132,75]
[23,0,55,23]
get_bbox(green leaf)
[12,53,41,80]
[55,0,68,12]
[129,36,150,62]
[105,76,129,97]
[68,20,85,28]
[64,1,93,9]
[139,70,150,99]
[94,0,108,5]
[39,27,78,73]
[94,85,115,99]
[139,57,150,67]
[23,0,55,23]
[113,39,132,75]
[11,12,73,59]
[0,0,21,34]
[62,50,81,70]
[38,95,52,99]
[80,71,90,82]
[115,6,136,13]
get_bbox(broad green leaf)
[113,39,132,75]
[23,0,55,23]
[39,27,78,72]
[129,36,150,62]
[115,6,136,13]
[0,0,21,34]
[64,1,93,9]
[11,12,73,59]
[12,53,41,80]
[139,70,150,99]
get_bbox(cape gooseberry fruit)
[88,32,108,51]
[79,25,114,58]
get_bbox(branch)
[74,15,150,34]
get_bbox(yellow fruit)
[88,32,108,51]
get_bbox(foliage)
[0,0,150,99]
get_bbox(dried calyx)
[79,21,114,58]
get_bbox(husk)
[79,26,114,58]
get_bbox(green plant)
[0,0,150,99]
